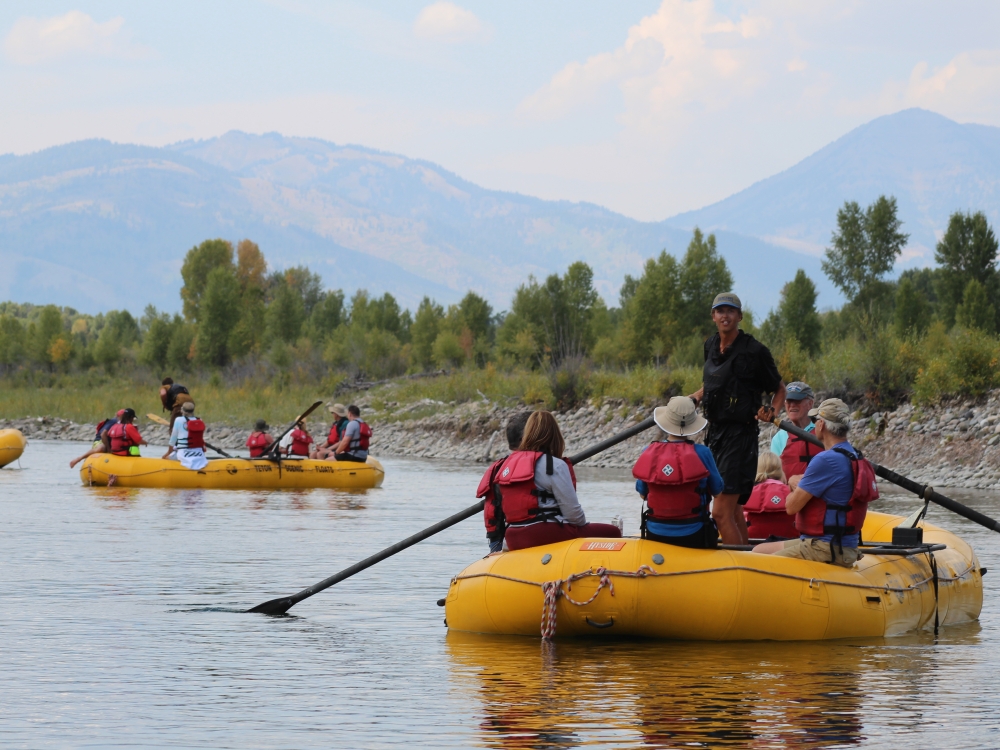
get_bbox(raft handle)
[585,616,615,629]
[981,568,988,577]
[436,598,446,607]
[866,596,881,603]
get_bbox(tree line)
[1,200,998,405]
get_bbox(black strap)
[545,453,553,475]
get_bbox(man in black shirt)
[688,293,785,545]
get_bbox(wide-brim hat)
[255,419,269,431]
[654,397,708,437]
[328,402,347,417]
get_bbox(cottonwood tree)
[180,239,234,322]
[934,211,999,329]
[822,196,908,303]
[761,270,822,355]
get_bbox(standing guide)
[688,293,785,545]
[160,377,193,431]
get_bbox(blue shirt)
[636,443,724,537]
[770,421,814,456]
[797,441,860,547]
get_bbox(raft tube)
[0,429,27,468]
[79,453,384,490]
[445,511,983,640]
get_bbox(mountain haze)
[665,109,1000,260]
[0,132,828,316]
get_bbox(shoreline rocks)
[5,390,1000,489]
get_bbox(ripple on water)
[1,441,999,748]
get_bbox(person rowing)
[687,292,785,545]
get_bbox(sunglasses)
[809,416,824,424]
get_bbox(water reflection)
[446,634,954,748]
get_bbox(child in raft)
[631,397,723,549]
[496,410,622,551]
[743,451,797,540]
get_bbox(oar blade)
[247,596,296,616]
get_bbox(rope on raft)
[454,561,977,640]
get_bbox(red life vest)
[184,417,206,450]
[795,446,879,541]
[290,428,312,456]
[780,431,823,479]
[108,423,138,456]
[496,451,577,525]
[744,479,797,538]
[478,457,507,539]
[631,441,710,520]
[327,419,347,446]
[349,420,372,451]
[246,432,270,457]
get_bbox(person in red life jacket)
[312,403,350,459]
[769,381,821,487]
[499,411,622,551]
[754,399,879,567]
[246,419,275,458]
[632,397,723,549]
[744,451,796,540]
[107,408,147,457]
[284,420,314,457]
[686,293,785,546]
[478,411,532,553]
[162,401,208,470]
[331,405,371,462]
[69,409,126,468]
[159,377,193,431]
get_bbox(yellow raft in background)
[445,511,983,640]
[79,453,384,490]
[0,429,27,468]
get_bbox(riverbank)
[6,390,1000,489]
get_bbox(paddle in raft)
[246,415,657,616]
[260,401,324,460]
[146,413,234,459]
[774,418,1000,533]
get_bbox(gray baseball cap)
[711,292,742,310]
[785,381,815,401]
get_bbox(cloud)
[3,11,149,65]
[413,2,483,43]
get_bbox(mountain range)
[1,108,996,317]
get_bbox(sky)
[3,1,1000,221]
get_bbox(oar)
[775,418,1000,533]
[261,401,324,459]
[247,415,657,615]
[146,413,234,459]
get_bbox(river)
[2,441,999,748]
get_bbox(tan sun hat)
[808,398,851,430]
[327,403,347,417]
[654,397,708,437]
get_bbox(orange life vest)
[495,451,577,525]
[631,441,710,520]
[744,479,796,538]
[780,432,823,479]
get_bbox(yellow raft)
[79,453,384,490]
[445,511,983,640]
[0,429,27,468]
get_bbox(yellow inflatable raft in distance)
[445,511,983,640]
[0,429,27,468]
[80,453,384,490]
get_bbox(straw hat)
[327,403,347,417]
[654,397,707,437]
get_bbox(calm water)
[2,441,999,749]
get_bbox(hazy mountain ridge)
[665,108,1000,258]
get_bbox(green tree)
[92,325,122,373]
[822,196,908,302]
[410,297,444,370]
[33,305,64,366]
[934,211,999,328]
[761,270,822,355]
[619,251,681,363]
[0,315,27,370]
[432,330,466,368]
[678,229,733,338]
[893,276,932,339]
[180,239,234,321]
[195,266,242,366]
[265,281,306,344]
[306,290,346,341]
[955,278,997,333]
[140,315,174,371]
[166,318,195,370]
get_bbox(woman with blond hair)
[492,410,622,551]
[743,451,796,539]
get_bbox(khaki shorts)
[774,538,861,568]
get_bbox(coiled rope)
[454,560,976,640]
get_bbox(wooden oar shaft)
[775,418,1000,533]
[247,412,657,615]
